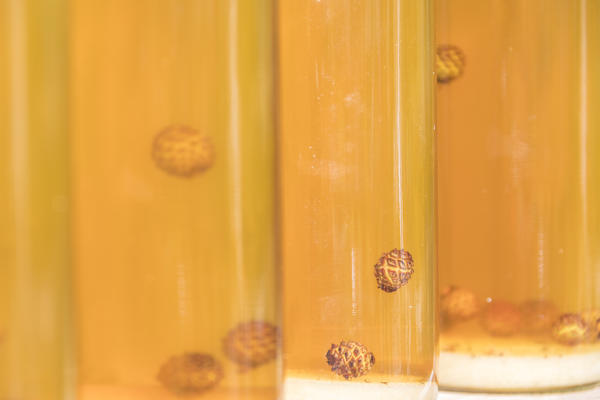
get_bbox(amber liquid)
[0,1,73,399]
[280,0,436,395]
[437,0,600,392]
[71,1,278,399]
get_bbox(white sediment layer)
[439,351,600,391]
[284,377,437,400]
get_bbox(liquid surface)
[437,0,600,391]
[279,0,436,392]
[71,1,278,399]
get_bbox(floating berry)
[152,125,215,177]
[582,310,600,342]
[223,321,279,369]
[440,286,481,321]
[373,248,414,292]
[481,300,522,336]
[436,45,465,84]
[552,314,590,346]
[520,300,558,334]
[157,353,223,395]
[439,312,452,332]
[326,341,375,380]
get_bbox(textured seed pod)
[440,286,481,321]
[552,314,590,345]
[373,249,414,292]
[439,310,451,332]
[223,321,279,368]
[520,300,558,334]
[157,353,223,395]
[581,310,600,342]
[482,300,522,336]
[436,45,465,84]
[152,125,215,177]
[326,341,375,380]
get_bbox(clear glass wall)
[437,0,600,392]
[0,1,73,399]
[70,1,279,399]
[279,1,437,399]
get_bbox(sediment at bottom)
[283,376,437,400]
[79,384,276,400]
[439,351,600,392]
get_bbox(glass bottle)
[279,1,437,399]
[0,1,74,399]
[436,0,600,392]
[70,1,279,399]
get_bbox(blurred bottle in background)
[0,1,74,399]
[70,1,279,399]
[436,0,600,393]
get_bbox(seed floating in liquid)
[326,340,375,380]
[552,314,590,346]
[373,248,414,293]
[439,312,452,332]
[440,286,481,321]
[481,300,522,336]
[581,310,600,342]
[152,125,215,177]
[519,300,558,334]
[223,320,279,369]
[157,352,223,395]
[436,45,465,84]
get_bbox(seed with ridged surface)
[157,353,223,395]
[482,300,522,336]
[373,248,414,292]
[520,300,558,334]
[326,341,375,380]
[582,310,600,342]
[552,314,590,346]
[441,286,481,321]
[223,321,279,368]
[436,45,465,84]
[152,125,215,177]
